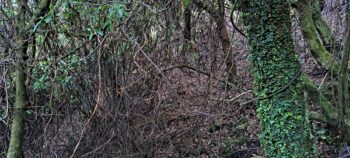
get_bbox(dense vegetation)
[0,0,350,157]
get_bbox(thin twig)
[82,131,115,157]
[1,64,9,121]
[121,26,171,84]
[69,35,107,158]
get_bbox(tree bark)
[7,0,50,157]
[297,0,350,143]
[217,0,237,85]
[297,0,340,73]
[311,0,336,50]
[181,2,191,61]
[193,0,237,85]
[7,0,28,157]
[242,1,315,157]
[338,0,350,143]
[183,5,191,42]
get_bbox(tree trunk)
[7,0,50,157]
[297,0,340,73]
[338,0,350,143]
[297,0,350,143]
[217,0,237,85]
[183,5,191,42]
[192,0,237,85]
[181,2,191,62]
[311,0,336,50]
[7,0,28,157]
[242,1,315,157]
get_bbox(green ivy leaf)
[116,4,124,18]
[184,0,190,7]
[88,32,94,40]
[45,15,52,23]
[96,29,104,36]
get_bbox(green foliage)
[44,15,52,23]
[242,0,315,157]
[58,0,129,39]
[220,120,248,157]
[311,123,333,144]
[208,123,221,133]
[33,75,49,91]
[32,54,81,92]
[189,52,198,64]
[221,136,249,157]
[184,0,190,8]
[221,137,235,157]
[33,2,55,32]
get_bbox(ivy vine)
[242,1,316,157]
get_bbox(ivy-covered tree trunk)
[242,1,315,157]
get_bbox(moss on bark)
[311,0,336,50]
[297,0,339,73]
[7,1,28,157]
[302,75,337,123]
[295,0,350,143]
[338,0,350,143]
